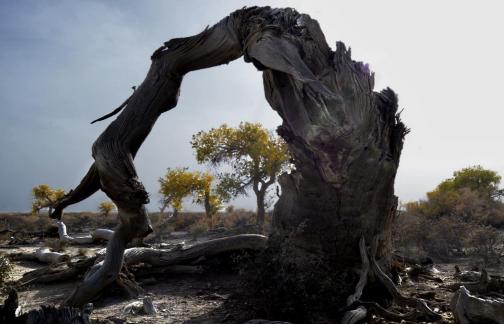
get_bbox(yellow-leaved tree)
[158,168,222,220]
[98,201,116,216]
[31,184,66,215]
[191,122,291,228]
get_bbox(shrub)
[466,225,503,265]
[0,255,13,284]
[168,213,205,231]
[44,238,67,252]
[217,208,255,229]
[189,218,209,241]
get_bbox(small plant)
[44,238,67,252]
[0,255,13,284]
[190,219,209,241]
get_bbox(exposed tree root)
[17,256,97,286]
[346,236,370,307]
[343,236,441,323]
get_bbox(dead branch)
[9,247,69,264]
[121,234,267,266]
[346,236,370,306]
[56,220,113,244]
[18,256,98,286]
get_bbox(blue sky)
[1,1,504,212]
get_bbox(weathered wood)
[451,286,504,324]
[122,234,267,266]
[92,228,114,241]
[369,237,440,321]
[343,237,371,324]
[9,247,69,264]
[18,234,266,288]
[18,257,98,286]
[56,220,113,244]
[51,6,407,309]
[346,236,370,306]
[341,306,367,324]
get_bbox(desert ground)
[0,211,503,323]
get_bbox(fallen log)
[121,234,267,266]
[18,256,98,286]
[9,247,69,264]
[451,286,504,324]
[17,234,267,288]
[56,221,113,244]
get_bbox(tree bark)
[256,189,266,229]
[451,286,504,324]
[9,247,69,264]
[56,220,114,244]
[53,6,406,311]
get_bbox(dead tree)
[50,6,407,312]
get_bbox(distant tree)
[159,168,195,218]
[398,166,504,261]
[158,168,222,220]
[98,201,116,216]
[31,184,65,215]
[191,122,291,228]
[192,172,223,221]
[412,165,503,219]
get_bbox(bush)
[394,208,504,263]
[189,218,209,241]
[0,255,13,284]
[168,213,205,231]
[466,225,503,265]
[217,208,255,229]
[44,238,67,253]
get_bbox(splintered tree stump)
[50,6,407,313]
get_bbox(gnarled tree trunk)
[52,6,406,312]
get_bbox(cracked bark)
[53,6,406,308]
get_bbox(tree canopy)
[98,201,116,216]
[191,122,290,227]
[31,184,65,215]
[407,165,503,219]
[158,167,222,219]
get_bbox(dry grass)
[0,209,270,243]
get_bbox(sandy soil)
[1,243,502,323]
[0,242,249,324]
